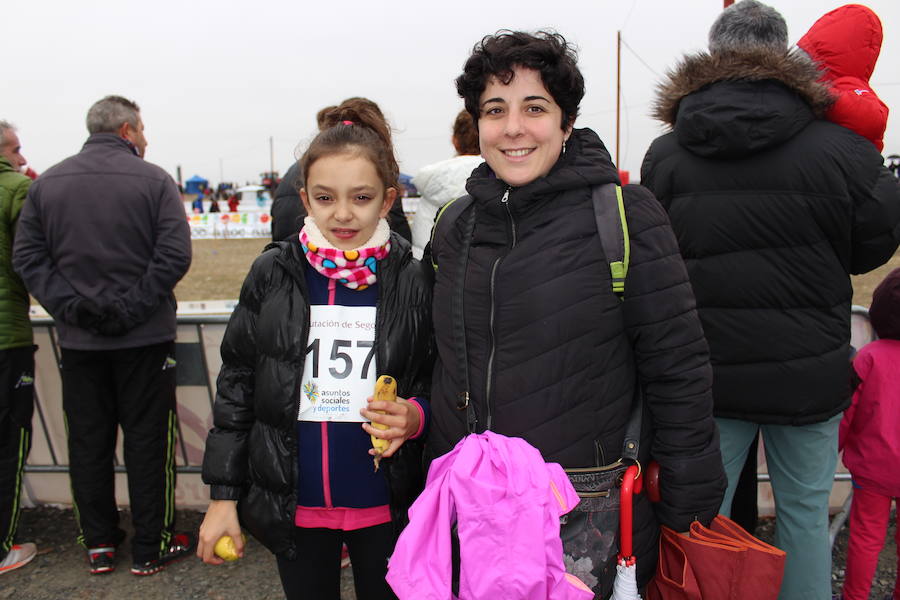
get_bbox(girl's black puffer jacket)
[202,234,434,559]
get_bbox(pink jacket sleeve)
[840,351,873,451]
[386,453,457,600]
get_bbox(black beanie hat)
[869,267,900,340]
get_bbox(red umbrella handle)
[618,464,641,565]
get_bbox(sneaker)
[0,543,37,574]
[340,543,351,569]
[87,545,118,575]
[130,532,196,576]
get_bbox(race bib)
[298,305,377,422]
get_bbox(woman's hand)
[197,500,244,565]
[360,396,421,459]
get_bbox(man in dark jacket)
[0,121,37,574]
[641,3,900,598]
[13,96,195,577]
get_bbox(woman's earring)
[562,140,567,154]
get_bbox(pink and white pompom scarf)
[299,217,391,290]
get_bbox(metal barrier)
[24,313,231,509]
[23,306,873,513]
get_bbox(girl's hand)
[197,500,244,565]
[360,396,421,459]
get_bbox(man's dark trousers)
[0,346,34,561]
[61,341,178,563]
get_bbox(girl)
[839,267,900,600]
[197,98,433,600]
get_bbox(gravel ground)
[754,511,897,599]
[3,506,896,599]
[2,507,355,600]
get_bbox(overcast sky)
[7,0,899,187]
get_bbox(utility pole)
[269,136,274,178]
[616,30,621,169]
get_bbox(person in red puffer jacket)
[797,4,889,151]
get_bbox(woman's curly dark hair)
[456,30,584,131]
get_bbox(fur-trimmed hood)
[652,48,833,127]
[651,49,834,159]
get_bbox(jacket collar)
[82,133,141,156]
[464,128,619,216]
[652,48,833,127]
[0,156,15,174]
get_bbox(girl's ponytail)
[300,98,400,195]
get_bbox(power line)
[621,0,638,32]
[581,103,650,118]
[620,36,662,78]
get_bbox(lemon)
[213,534,245,561]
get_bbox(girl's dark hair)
[869,267,900,340]
[300,97,399,194]
[455,30,584,131]
[452,109,480,155]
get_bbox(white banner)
[186,212,272,239]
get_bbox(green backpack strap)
[591,183,629,299]
[431,186,628,295]
[428,195,474,271]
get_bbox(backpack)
[429,183,630,298]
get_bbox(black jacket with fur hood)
[641,49,900,425]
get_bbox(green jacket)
[0,156,33,349]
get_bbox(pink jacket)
[386,431,593,600]
[840,339,900,497]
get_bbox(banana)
[370,375,397,471]
[213,533,246,561]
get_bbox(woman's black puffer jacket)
[427,128,726,587]
[202,234,434,559]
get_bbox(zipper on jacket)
[291,247,393,513]
[483,188,513,431]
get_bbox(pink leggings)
[842,485,899,600]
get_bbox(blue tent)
[184,175,209,195]
[398,173,417,197]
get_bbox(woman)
[409,109,482,259]
[426,31,726,596]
